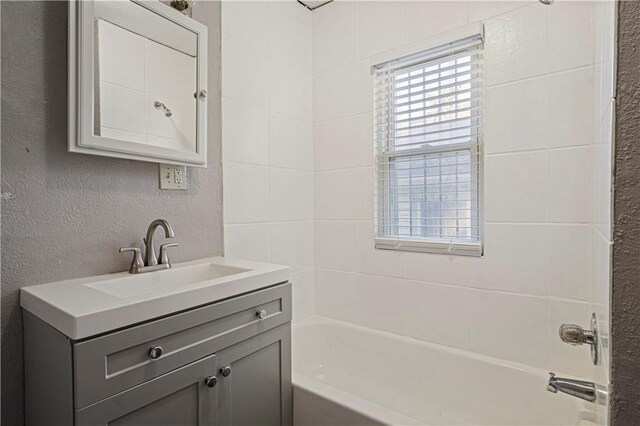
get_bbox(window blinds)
[373,35,484,256]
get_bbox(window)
[373,35,484,256]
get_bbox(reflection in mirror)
[94,18,197,153]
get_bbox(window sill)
[374,237,483,257]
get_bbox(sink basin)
[20,257,289,340]
[86,263,249,299]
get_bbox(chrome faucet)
[546,373,596,403]
[145,219,175,266]
[119,219,178,274]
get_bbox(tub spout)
[546,372,596,403]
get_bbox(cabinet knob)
[199,90,208,99]
[220,365,232,377]
[149,346,164,360]
[256,309,267,320]
[204,375,218,388]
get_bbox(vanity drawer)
[73,282,290,409]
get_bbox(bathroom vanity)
[21,257,292,426]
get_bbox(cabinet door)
[217,324,292,426]
[76,354,217,426]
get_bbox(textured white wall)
[221,1,315,322]
[312,0,608,383]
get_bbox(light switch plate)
[159,164,188,190]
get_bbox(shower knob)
[558,313,599,366]
[559,324,595,346]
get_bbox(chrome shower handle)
[559,323,595,346]
[558,313,599,366]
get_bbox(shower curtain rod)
[297,0,334,11]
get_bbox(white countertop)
[20,257,290,340]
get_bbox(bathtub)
[293,316,596,426]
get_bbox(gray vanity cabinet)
[23,282,292,426]
[76,354,218,425]
[217,325,292,426]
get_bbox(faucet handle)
[559,323,595,346]
[159,242,178,266]
[119,247,144,274]
[559,323,586,345]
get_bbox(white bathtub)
[293,316,596,426]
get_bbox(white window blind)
[373,35,484,256]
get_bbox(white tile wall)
[403,281,475,349]
[548,146,592,223]
[222,3,614,410]
[224,223,272,263]
[354,221,405,278]
[353,1,403,60]
[485,77,550,154]
[271,221,315,272]
[221,1,269,109]
[222,98,270,165]
[315,269,360,323]
[291,269,316,322]
[548,225,592,301]
[484,5,548,86]
[468,1,532,23]
[314,220,359,272]
[314,114,373,171]
[548,68,594,148]
[313,63,356,122]
[481,224,550,296]
[268,2,313,122]
[270,169,314,221]
[403,2,468,44]
[310,1,613,393]
[353,59,374,114]
[548,1,595,73]
[469,290,550,367]
[313,1,355,73]
[222,1,316,322]
[269,113,313,171]
[223,162,270,224]
[484,151,549,223]
[315,168,373,220]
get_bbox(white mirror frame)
[68,0,208,167]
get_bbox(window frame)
[372,34,484,257]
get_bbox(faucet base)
[131,263,171,274]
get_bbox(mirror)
[69,0,208,166]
